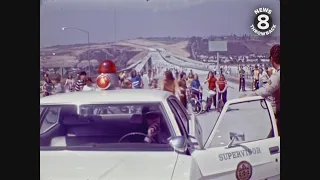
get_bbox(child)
[150,78,159,89]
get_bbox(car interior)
[40,105,171,147]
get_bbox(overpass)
[118,49,251,88]
[118,54,153,73]
[127,50,210,72]
[119,48,210,73]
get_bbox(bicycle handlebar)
[191,87,202,92]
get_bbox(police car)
[40,60,280,180]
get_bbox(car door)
[167,97,203,148]
[191,96,280,180]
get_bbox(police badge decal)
[235,161,253,180]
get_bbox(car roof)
[40,89,172,105]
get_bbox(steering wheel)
[118,132,156,143]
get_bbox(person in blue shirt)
[130,70,143,89]
[190,74,202,101]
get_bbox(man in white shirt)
[260,66,270,86]
[83,78,96,91]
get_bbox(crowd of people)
[41,71,96,97]
[237,64,276,92]
[117,67,229,113]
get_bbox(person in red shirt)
[204,71,217,112]
[216,74,228,106]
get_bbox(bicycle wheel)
[200,99,207,112]
[190,98,203,115]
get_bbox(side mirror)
[168,136,188,153]
[226,132,245,149]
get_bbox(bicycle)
[187,87,205,115]
[203,89,217,111]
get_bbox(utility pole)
[114,8,117,43]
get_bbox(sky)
[40,0,280,47]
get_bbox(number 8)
[257,14,269,30]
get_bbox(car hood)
[40,151,178,180]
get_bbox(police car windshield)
[40,103,172,148]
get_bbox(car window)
[40,107,44,115]
[40,106,61,134]
[167,99,188,136]
[169,99,189,133]
[40,103,173,148]
[209,100,273,148]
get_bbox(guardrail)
[158,51,211,71]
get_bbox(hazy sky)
[40,0,280,46]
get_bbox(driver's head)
[145,112,161,126]
[142,107,161,126]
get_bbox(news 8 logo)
[250,7,277,36]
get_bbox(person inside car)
[142,107,168,144]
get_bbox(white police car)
[40,61,280,180]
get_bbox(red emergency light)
[96,60,116,90]
[96,74,111,90]
[98,60,117,74]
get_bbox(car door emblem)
[235,161,252,180]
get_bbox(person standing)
[83,78,96,91]
[177,72,187,108]
[190,74,202,101]
[130,70,143,89]
[65,74,75,92]
[42,73,54,97]
[150,78,159,89]
[204,71,217,111]
[161,71,181,98]
[53,77,64,94]
[253,65,260,90]
[74,71,87,91]
[216,74,228,106]
[240,44,280,135]
[119,71,126,84]
[260,66,270,87]
[238,65,246,92]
